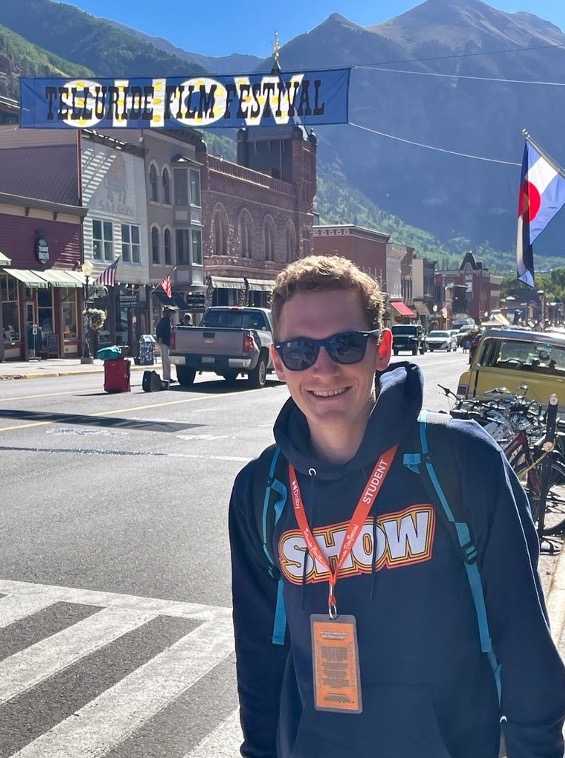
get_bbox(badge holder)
[311,614,362,713]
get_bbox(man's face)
[272,289,392,437]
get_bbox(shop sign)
[36,237,49,264]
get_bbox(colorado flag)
[517,139,565,287]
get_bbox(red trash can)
[104,358,131,393]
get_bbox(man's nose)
[312,345,339,372]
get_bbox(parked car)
[457,328,565,408]
[425,330,457,352]
[391,324,427,356]
[449,330,460,350]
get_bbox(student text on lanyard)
[288,445,398,619]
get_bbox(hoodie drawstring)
[300,468,317,610]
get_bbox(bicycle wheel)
[528,459,565,530]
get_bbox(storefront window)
[61,289,78,339]
[38,288,54,333]
[1,274,20,342]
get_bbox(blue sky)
[58,0,564,59]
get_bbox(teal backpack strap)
[413,410,502,704]
[253,444,288,645]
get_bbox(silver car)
[426,330,457,352]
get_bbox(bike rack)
[538,394,561,554]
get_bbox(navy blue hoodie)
[229,363,565,757]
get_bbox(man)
[229,255,565,758]
[155,306,175,382]
[181,313,193,326]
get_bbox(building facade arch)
[148,161,159,203]
[150,223,161,264]
[238,208,254,259]
[212,202,230,257]
[263,214,276,262]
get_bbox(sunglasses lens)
[328,332,367,364]
[278,332,375,371]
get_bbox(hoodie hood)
[273,361,423,480]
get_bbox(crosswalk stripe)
[186,708,243,758]
[0,607,157,705]
[0,593,56,628]
[0,579,232,622]
[11,618,235,758]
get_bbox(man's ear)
[270,344,287,382]
[375,328,392,370]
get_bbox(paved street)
[0,353,562,755]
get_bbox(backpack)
[142,369,163,392]
[252,411,501,703]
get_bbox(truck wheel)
[176,366,196,386]
[222,370,239,384]
[248,355,267,388]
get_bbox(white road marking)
[0,606,157,705]
[0,593,56,628]
[11,619,235,758]
[187,708,242,757]
[0,580,231,622]
[0,580,243,757]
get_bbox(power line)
[354,66,565,87]
[348,122,521,166]
[352,42,565,69]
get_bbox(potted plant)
[81,308,106,363]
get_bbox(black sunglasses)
[275,330,380,371]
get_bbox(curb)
[0,364,150,381]
[547,544,565,645]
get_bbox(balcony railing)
[207,156,294,196]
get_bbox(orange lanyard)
[288,445,398,617]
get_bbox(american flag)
[94,257,120,287]
[160,275,172,299]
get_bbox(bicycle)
[438,384,565,535]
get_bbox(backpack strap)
[252,444,288,645]
[408,410,502,704]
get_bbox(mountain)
[2,0,565,268]
[266,0,565,255]
[106,20,261,75]
[0,0,207,77]
[0,22,91,98]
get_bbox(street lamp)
[81,260,94,364]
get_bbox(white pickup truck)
[169,306,274,388]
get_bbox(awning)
[171,293,190,310]
[210,276,246,290]
[65,271,86,285]
[390,301,416,317]
[153,288,176,306]
[245,277,276,292]
[412,301,431,317]
[4,269,49,288]
[0,252,12,266]
[34,269,83,288]
[491,311,511,326]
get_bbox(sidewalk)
[0,357,147,380]
[1,356,565,653]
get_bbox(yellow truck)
[457,328,565,407]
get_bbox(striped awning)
[4,269,49,288]
[245,278,276,292]
[33,269,83,288]
[210,276,246,290]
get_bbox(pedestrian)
[181,313,192,326]
[155,306,175,382]
[229,254,565,758]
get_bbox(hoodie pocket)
[290,684,452,758]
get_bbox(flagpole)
[523,129,565,179]
[150,267,178,294]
